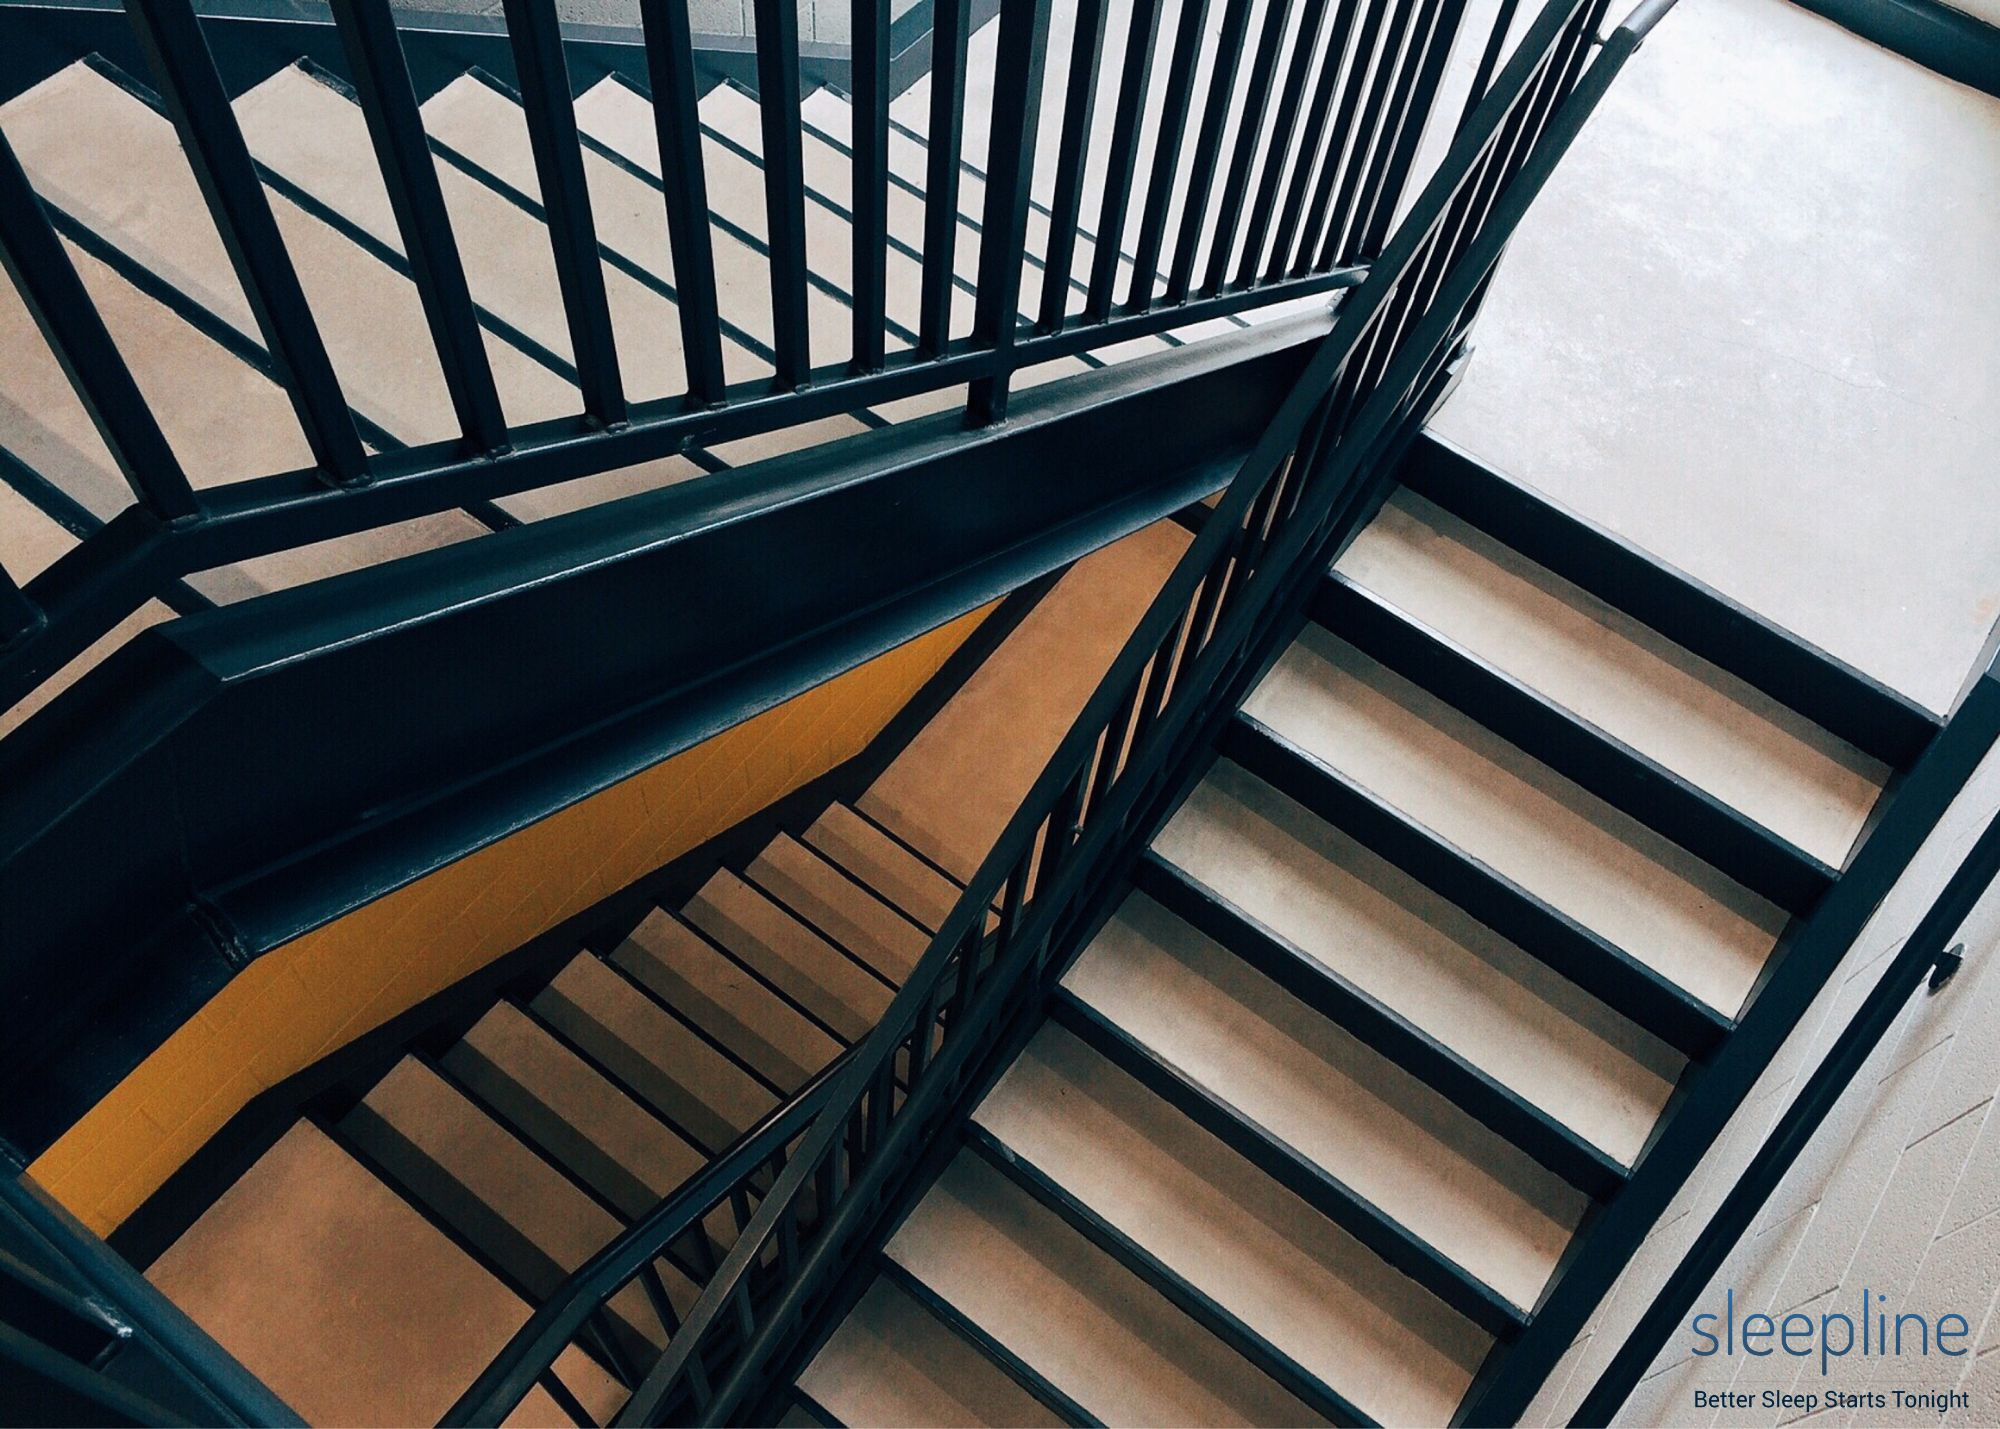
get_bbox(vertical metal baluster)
[1198,0,1300,296]
[730,1284,755,1340]
[1036,0,1110,333]
[1163,0,1256,305]
[918,0,973,357]
[968,0,1054,423]
[585,1308,637,1385]
[1304,0,1437,272]
[908,975,946,1083]
[637,1262,681,1336]
[1123,0,1212,311]
[0,565,36,649]
[124,0,369,486]
[636,0,728,405]
[1086,674,1145,813]
[499,0,628,425]
[1038,763,1090,892]
[1231,0,1334,287]
[751,0,811,387]
[1267,0,1385,281]
[777,1197,800,1278]
[331,0,512,450]
[537,1368,597,1427]
[850,0,890,372]
[1339,0,1467,260]
[0,134,199,520]
[1454,0,1520,127]
[867,1054,895,1151]
[1084,0,1167,320]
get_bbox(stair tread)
[800,1276,1063,1429]
[446,999,706,1220]
[146,1120,623,1427]
[614,907,843,1091]
[748,833,929,986]
[804,804,963,933]
[974,1021,1488,1425]
[1244,623,1789,1017]
[888,1151,1325,1427]
[1063,894,1585,1312]
[1336,488,1885,867]
[532,951,777,1152]
[1154,762,1680,1166]
[682,868,893,1044]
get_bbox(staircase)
[784,433,1925,1427]
[0,0,1311,736]
[142,726,1010,1424]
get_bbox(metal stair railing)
[0,0,1493,726]
[424,1,1674,1420]
[1568,743,2000,1426]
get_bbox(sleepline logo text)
[1688,1289,1975,1418]
[1691,1288,1972,1374]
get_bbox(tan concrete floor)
[1430,0,2000,716]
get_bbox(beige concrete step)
[147,1120,622,1426]
[973,1020,1490,1425]
[612,907,842,1092]
[342,1057,685,1353]
[1243,622,1792,1017]
[1335,486,1888,868]
[1064,893,1586,1313]
[1153,759,1683,1166]
[442,999,707,1219]
[747,833,930,987]
[681,868,893,1045]
[530,951,776,1153]
[797,1276,1063,1428]
[859,517,1192,881]
[886,1151,1324,1426]
[803,803,963,934]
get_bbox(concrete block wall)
[1526,743,2000,1427]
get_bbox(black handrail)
[1569,755,2000,1426]
[0,0,1486,726]
[443,1,1658,1421]
[0,1170,304,1427]
[440,1053,850,1426]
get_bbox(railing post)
[1035,0,1110,334]
[968,0,1053,424]
[0,131,200,522]
[849,0,890,373]
[500,0,631,427]
[1085,0,1167,321]
[918,0,974,358]
[124,0,371,487]
[636,0,729,406]
[750,0,812,389]
[330,0,514,452]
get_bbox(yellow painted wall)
[29,608,989,1237]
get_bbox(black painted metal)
[917,0,972,357]
[1035,0,1108,332]
[1232,0,1334,287]
[1401,431,1942,772]
[0,132,200,522]
[1791,0,2000,99]
[848,0,890,372]
[751,0,812,388]
[1163,0,1253,305]
[332,0,513,452]
[967,0,1051,423]
[123,0,370,486]
[1223,710,1734,1056]
[1573,771,2000,1424]
[1086,0,1166,320]
[501,0,629,427]
[1314,572,1837,915]
[1197,0,1296,296]
[1123,0,1211,311]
